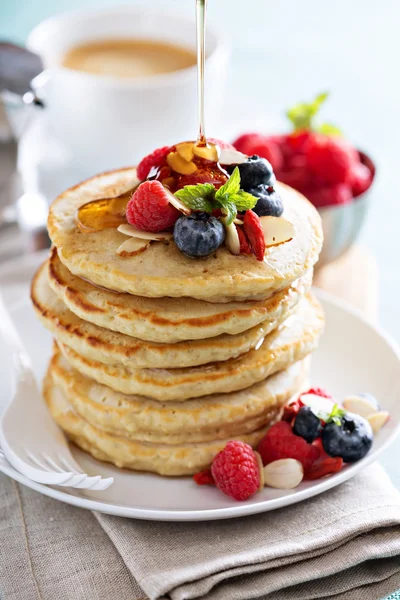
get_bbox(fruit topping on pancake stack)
[33,136,326,476]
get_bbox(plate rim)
[0,288,399,521]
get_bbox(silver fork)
[0,295,113,491]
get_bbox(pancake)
[57,293,324,400]
[49,348,309,444]
[47,167,323,302]
[44,373,272,475]
[33,261,292,369]
[48,247,313,343]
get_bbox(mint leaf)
[326,403,347,426]
[230,190,258,212]
[174,183,215,212]
[215,197,237,225]
[215,167,241,199]
[286,91,329,132]
[317,122,342,136]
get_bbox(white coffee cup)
[25,6,229,174]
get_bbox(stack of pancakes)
[31,167,324,476]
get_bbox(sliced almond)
[223,220,240,255]
[233,217,243,225]
[259,216,295,248]
[193,143,219,161]
[117,224,173,241]
[116,237,149,257]
[367,411,389,434]
[176,141,195,162]
[300,393,336,417]
[343,394,379,418]
[164,188,191,215]
[263,459,304,489]
[219,148,247,165]
[167,151,197,175]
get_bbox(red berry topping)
[305,183,353,208]
[304,456,343,480]
[137,146,171,181]
[258,421,320,471]
[211,440,261,501]
[243,210,266,261]
[350,162,372,197]
[305,134,358,185]
[126,180,180,232]
[232,133,284,171]
[236,225,252,255]
[175,168,227,191]
[282,398,305,422]
[301,387,333,399]
[193,469,215,486]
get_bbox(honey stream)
[76,0,213,233]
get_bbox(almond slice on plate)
[223,220,240,255]
[367,411,390,434]
[116,237,149,257]
[117,224,173,241]
[259,216,295,248]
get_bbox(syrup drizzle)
[76,187,136,233]
[195,0,207,147]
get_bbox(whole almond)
[367,411,389,434]
[263,458,304,489]
[343,394,379,418]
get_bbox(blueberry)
[293,407,322,443]
[249,186,284,217]
[322,414,373,463]
[173,212,225,258]
[226,155,275,189]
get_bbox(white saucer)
[0,289,399,521]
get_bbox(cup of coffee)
[25,6,229,174]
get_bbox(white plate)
[0,289,399,521]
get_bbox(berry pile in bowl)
[232,93,376,266]
[88,139,295,262]
[194,388,389,501]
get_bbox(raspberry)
[236,225,252,255]
[211,441,261,501]
[305,134,358,185]
[305,183,353,208]
[207,137,235,150]
[193,469,215,486]
[350,162,372,197]
[137,146,171,181]
[243,210,265,261]
[232,134,284,171]
[301,387,333,399]
[304,457,343,480]
[258,421,320,471]
[126,181,180,232]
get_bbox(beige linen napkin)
[1,464,400,600]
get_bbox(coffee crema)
[61,38,196,78]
